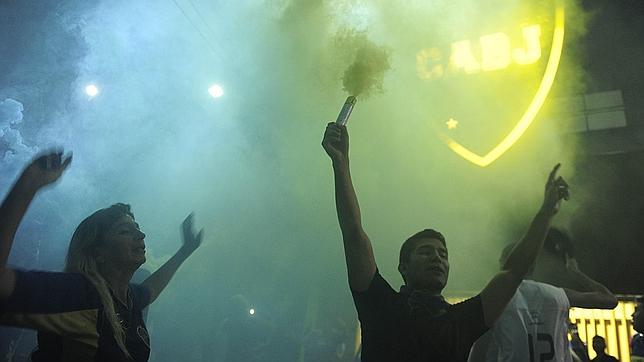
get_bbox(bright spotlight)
[85,84,99,97]
[208,84,224,98]
[249,308,255,316]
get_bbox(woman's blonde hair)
[64,203,134,357]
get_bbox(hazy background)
[1,0,643,360]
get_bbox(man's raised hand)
[322,122,349,164]
[542,163,569,215]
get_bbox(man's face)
[399,238,449,292]
[633,302,644,333]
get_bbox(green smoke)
[2,1,596,360]
[336,30,391,97]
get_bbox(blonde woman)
[0,151,203,361]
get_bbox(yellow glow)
[480,32,512,71]
[354,320,362,357]
[514,25,543,65]
[449,40,481,74]
[416,48,444,80]
[570,301,637,361]
[443,4,565,167]
[446,118,459,130]
[418,24,543,79]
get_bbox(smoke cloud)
[336,30,391,97]
[0,98,35,162]
[0,0,598,360]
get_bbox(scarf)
[400,285,451,318]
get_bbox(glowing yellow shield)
[416,0,565,167]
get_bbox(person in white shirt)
[468,228,617,362]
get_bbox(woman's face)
[98,214,147,271]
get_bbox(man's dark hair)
[500,228,573,268]
[544,227,574,263]
[399,229,446,265]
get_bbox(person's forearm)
[0,174,37,269]
[503,207,553,277]
[332,158,377,290]
[142,248,191,303]
[333,160,365,239]
[481,208,554,326]
[570,269,613,295]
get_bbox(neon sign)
[418,25,543,79]
[417,1,565,167]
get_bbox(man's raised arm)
[480,164,569,326]
[563,257,617,309]
[322,122,376,292]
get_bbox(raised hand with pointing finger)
[541,163,569,216]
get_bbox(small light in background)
[208,84,224,98]
[85,84,99,98]
[249,308,255,316]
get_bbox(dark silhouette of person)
[590,336,617,362]
[631,296,644,362]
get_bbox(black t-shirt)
[0,270,151,362]
[352,271,488,362]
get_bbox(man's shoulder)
[445,294,485,320]
[351,270,399,297]
[351,271,404,316]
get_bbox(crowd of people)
[0,122,640,361]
